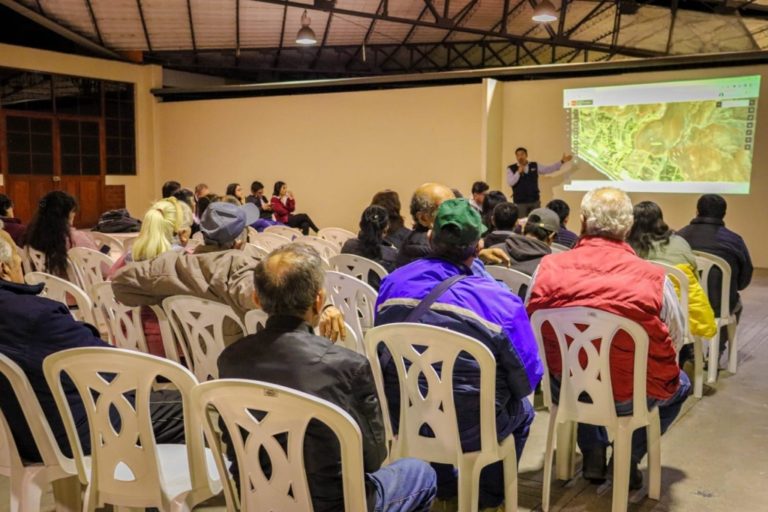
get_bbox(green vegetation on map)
[575,100,753,183]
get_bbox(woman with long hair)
[108,197,191,358]
[341,205,397,290]
[225,183,245,205]
[24,190,97,278]
[627,201,716,360]
[270,181,319,235]
[371,189,411,250]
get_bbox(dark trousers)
[514,201,540,218]
[286,213,319,235]
[551,373,690,464]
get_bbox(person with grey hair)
[217,243,437,512]
[526,187,690,490]
[0,233,186,464]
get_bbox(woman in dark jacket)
[371,189,411,250]
[341,205,397,290]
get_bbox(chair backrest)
[0,352,74,475]
[318,227,356,250]
[89,232,124,256]
[22,246,46,274]
[193,379,367,512]
[244,243,269,261]
[550,243,570,253]
[364,323,498,465]
[264,225,301,240]
[92,282,148,353]
[650,261,690,337]
[68,247,113,295]
[149,305,182,363]
[22,246,83,286]
[296,235,340,261]
[530,307,650,425]
[692,250,732,319]
[24,271,96,326]
[486,265,531,298]
[163,296,246,381]
[43,347,210,506]
[324,271,377,351]
[244,309,269,335]
[329,254,388,285]
[249,232,292,253]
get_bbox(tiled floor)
[4,272,768,511]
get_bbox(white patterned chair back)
[324,271,376,354]
[92,282,148,353]
[24,271,96,326]
[318,227,356,250]
[329,254,388,285]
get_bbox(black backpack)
[92,209,142,233]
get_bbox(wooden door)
[1,112,104,227]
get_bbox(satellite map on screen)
[564,75,760,194]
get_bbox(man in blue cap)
[194,201,261,253]
[375,198,543,510]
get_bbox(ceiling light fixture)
[532,0,558,23]
[296,10,317,45]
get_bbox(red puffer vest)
[527,236,681,401]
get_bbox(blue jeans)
[432,397,535,509]
[367,458,437,512]
[551,372,691,464]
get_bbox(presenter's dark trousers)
[515,201,540,217]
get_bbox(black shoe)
[582,446,607,484]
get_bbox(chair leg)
[706,330,719,384]
[13,468,45,512]
[52,476,82,512]
[646,414,661,500]
[502,454,518,512]
[693,339,704,399]
[457,459,481,512]
[727,322,738,374]
[542,413,559,512]
[555,421,576,481]
[610,426,632,512]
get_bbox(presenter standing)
[506,147,573,217]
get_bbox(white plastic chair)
[163,296,246,381]
[24,272,96,326]
[364,323,518,512]
[244,243,269,261]
[330,254,388,285]
[486,266,531,298]
[248,232,292,253]
[87,232,123,259]
[0,353,81,512]
[318,227,356,250]
[530,307,660,512]
[550,243,570,253]
[650,262,704,398]
[693,250,739,380]
[68,247,112,295]
[150,305,183,363]
[43,347,221,512]
[296,235,340,261]
[92,282,148,353]
[21,247,83,287]
[193,379,367,512]
[324,271,377,354]
[244,308,269,335]
[264,225,301,240]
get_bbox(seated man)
[677,194,752,355]
[0,234,184,462]
[482,202,519,247]
[396,183,455,268]
[546,199,579,248]
[218,244,436,512]
[526,187,690,489]
[193,201,257,254]
[493,207,558,276]
[376,199,543,509]
[469,181,489,212]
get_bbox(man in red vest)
[526,187,690,490]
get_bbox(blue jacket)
[0,279,109,462]
[374,258,543,449]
